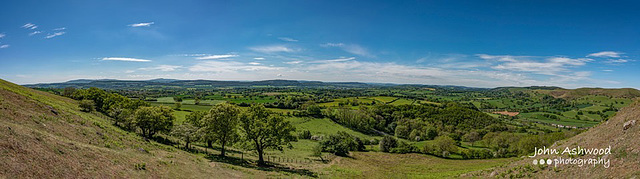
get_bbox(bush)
[390,141,417,154]
[461,148,494,159]
[298,130,312,139]
[79,100,95,112]
[430,136,458,157]
[379,136,398,153]
[320,131,358,156]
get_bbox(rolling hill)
[0,79,245,178]
[471,98,640,178]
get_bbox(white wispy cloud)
[22,23,37,29]
[587,51,623,58]
[479,54,592,76]
[189,61,280,73]
[0,44,9,49]
[128,22,155,27]
[248,62,261,65]
[602,69,614,72]
[284,61,302,64]
[174,54,208,57]
[253,57,265,60]
[101,57,151,62]
[45,32,65,39]
[604,59,629,63]
[249,45,297,53]
[0,33,5,38]
[195,54,239,60]
[278,37,298,42]
[311,57,356,63]
[138,65,182,71]
[53,27,66,31]
[29,31,42,36]
[321,43,374,57]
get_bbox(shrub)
[320,131,358,156]
[79,100,95,112]
[390,141,417,154]
[379,136,398,153]
[432,135,458,157]
[298,130,312,139]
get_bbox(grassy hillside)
[0,79,247,178]
[537,88,640,99]
[471,99,640,178]
[1,78,519,178]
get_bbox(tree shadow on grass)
[205,154,318,178]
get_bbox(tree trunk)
[220,140,226,157]
[257,148,265,166]
[185,141,189,149]
[207,140,213,148]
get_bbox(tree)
[379,135,398,152]
[433,135,458,157]
[311,144,325,162]
[133,106,175,138]
[320,131,357,156]
[62,87,76,97]
[306,104,322,117]
[174,102,182,110]
[79,100,95,112]
[201,103,241,157]
[462,131,481,146]
[298,130,312,139]
[194,97,201,105]
[185,111,207,126]
[240,105,297,165]
[171,123,200,149]
[173,96,183,102]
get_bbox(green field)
[518,112,599,127]
[324,152,515,178]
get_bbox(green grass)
[286,117,377,140]
[371,96,398,103]
[390,98,414,105]
[324,152,515,178]
[519,112,599,127]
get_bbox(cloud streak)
[587,51,623,58]
[278,37,298,42]
[101,57,151,62]
[195,54,239,60]
[250,45,297,53]
[321,43,374,57]
[138,65,182,71]
[128,22,155,27]
[45,32,65,39]
[22,23,37,29]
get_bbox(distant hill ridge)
[24,78,476,90]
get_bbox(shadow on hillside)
[205,154,318,178]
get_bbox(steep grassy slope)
[0,79,244,178]
[537,88,640,99]
[471,99,640,178]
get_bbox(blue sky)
[0,0,638,88]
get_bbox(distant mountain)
[23,79,465,90]
[24,79,377,89]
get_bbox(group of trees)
[177,103,297,165]
[70,87,298,165]
[70,87,174,138]
[318,131,366,156]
